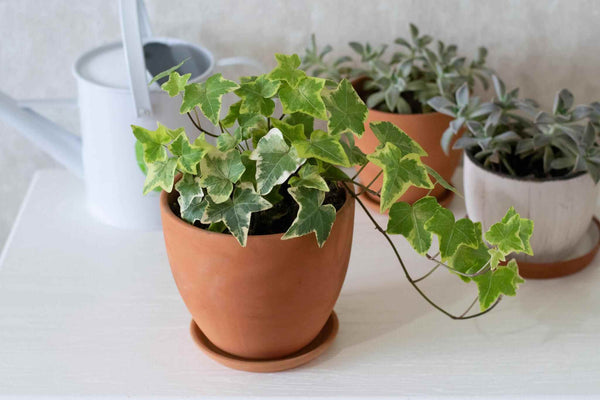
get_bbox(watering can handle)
[119,0,153,118]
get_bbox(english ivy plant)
[132,54,533,317]
[428,75,600,181]
[301,24,491,114]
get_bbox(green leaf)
[135,139,148,175]
[485,210,524,254]
[268,53,306,88]
[168,133,207,174]
[282,186,336,247]
[149,57,189,86]
[202,183,272,246]
[448,223,491,283]
[239,151,257,185]
[250,128,306,195]
[198,149,246,203]
[221,101,242,128]
[324,79,368,137]
[289,163,330,191]
[473,259,524,310]
[175,173,204,211]
[499,207,534,256]
[142,157,177,195]
[180,196,207,224]
[180,73,239,124]
[387,196,441,254]
[270,118,306,143]
[234,75,280,116]
[161,71,191,97]
[369,121,427,156]
[294,130,350,167]
[424,208,479,260]
[279,77,328,120]
[367,143,433,212]
[284,112,314,136]
[132,123,182,163]
[216,128,243,152]
[208,221,227,233]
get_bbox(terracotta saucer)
[359,186,455,214]
[189,311,339,373]
[516,216,600,279]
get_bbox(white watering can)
[0,0,262,230]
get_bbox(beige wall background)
[0,0,599,247]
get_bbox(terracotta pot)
[352,78,461,209]
[160,187,355,360]
[464,152,599,263]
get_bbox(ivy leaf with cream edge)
[283,186,336,247]
[250,128,306,195]
[201,183,272,246]
[180,73,239,124]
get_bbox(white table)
[1,169,599,399]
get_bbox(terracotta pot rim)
[350,76,445,119]
[160,184,355,241]
[465,150,589,183]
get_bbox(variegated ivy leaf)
[235,75,280,116]
[180,196,207,225]
[369,121,427,156]
[142,157,178,195]
[161,71,191,97]
[132,123,183,163]
[424,208,479,260]
[201,183,272,246]
[216,128,243,152]
[270,118,306,143]
[279,76,328,120]
[250,128,306,195]
[180,73,239,124]
[496,207,534,255]
[288,163,329,192]
[324,79,368,136]
[268,53,306,88]
[366,143,433,212]
[473,259,524,311]
[387,196,441,254]
[282,186,336,247]
[448,222,491,283]
[168,133,207,174]
[198,149,246,203]
[175,173,204,212]
[485,207,526,254]
[221,101,243,128]
[294,130,350,167]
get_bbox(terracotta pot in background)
[352,79,461,211]
[160,187,355,360]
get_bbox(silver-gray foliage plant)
[428,75,600,182]
[302,23,491,114]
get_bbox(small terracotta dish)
[516,217,600,279]
[190,311,339,373]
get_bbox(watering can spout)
[0,91,83,177]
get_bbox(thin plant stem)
[357,170,383,196]
[342,181,501,320]
[414,264,440,283]
[187,112,218,138]
[351,163,368,181]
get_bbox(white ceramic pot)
[463,152,599,263]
